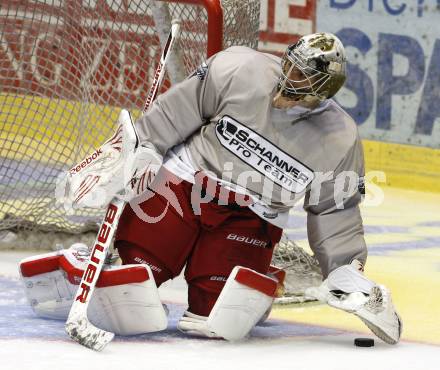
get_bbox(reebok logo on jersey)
[227,233,268,248]
[215,116,314,193]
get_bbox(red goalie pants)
[115,168,282,317]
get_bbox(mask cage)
[277,44,331,100]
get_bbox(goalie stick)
[65,20,181,351]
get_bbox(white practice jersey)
[135,46,367,277]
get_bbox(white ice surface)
[1,251,438,370]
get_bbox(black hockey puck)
[354,338,375,347]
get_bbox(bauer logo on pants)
[215,116,314,193]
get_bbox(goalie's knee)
[180,266,277,341]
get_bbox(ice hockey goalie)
[22,32,401,343]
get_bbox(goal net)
[0,0,322,300]
[0,0,259,238]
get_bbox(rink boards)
[1,93,440,191]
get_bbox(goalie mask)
[277,32,346,100]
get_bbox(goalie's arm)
[135,58,218,156]
[304,135,367,278]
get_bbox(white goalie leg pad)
[178,267,277,340]
[20,244,168,335]
[20,250,77,320]
[308,260,402,344]
[86,265,167,335]
[208,266,277,341]
[257,265,286,325]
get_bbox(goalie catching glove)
[58,109,162,209]
[305,260,402,344]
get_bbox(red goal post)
[178,0,223,57]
